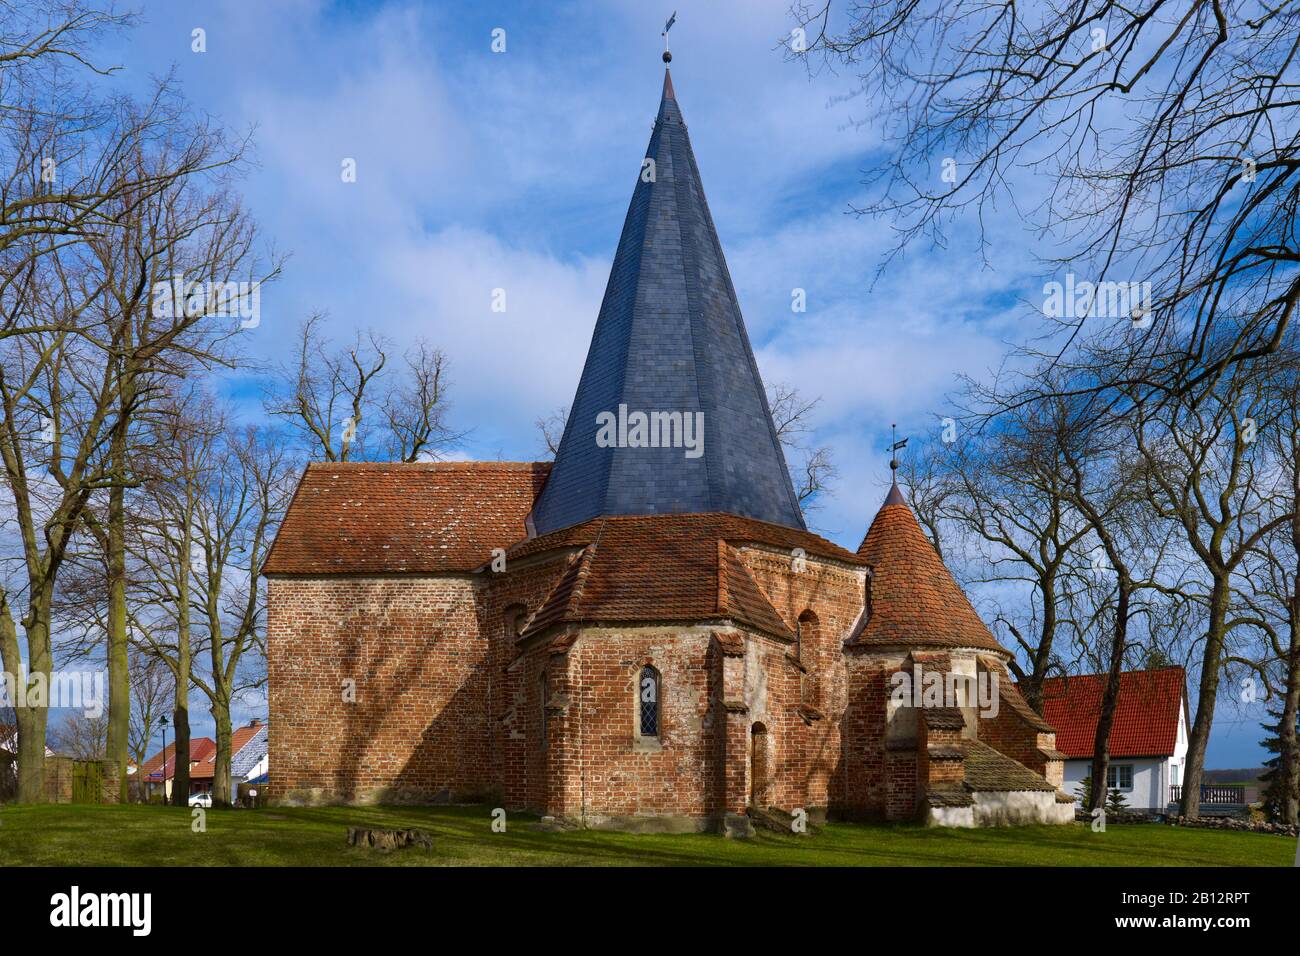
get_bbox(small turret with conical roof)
[852,477,1007,653]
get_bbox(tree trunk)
[1281,496,1300,825]
[104,330,136,803]
[211,701,232,808]
[1179,578,1230,819]
[105,474,130,803]
[171,651,191,806]
[171,564,192,807]
[1279,600,1300,825]
[8,611,52,804]
[1088,579,1130,812]
[1022,569,1059,714]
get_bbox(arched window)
[796,610,819,705]
[796,609,818,660]
[638,665,660,739]
[504,604,528,640]
[795,608,816,660]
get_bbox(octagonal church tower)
[263,65,1072,833]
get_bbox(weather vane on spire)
[889,423,908,478]
[662,11,676,63]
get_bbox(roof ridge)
[715,539,729,616]
[567,522,606,619]
[716,541,795,641]
[304,461,549,471]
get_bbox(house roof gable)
[1038,667,1187,758]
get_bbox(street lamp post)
[160,715,169,804]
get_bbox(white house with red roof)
[1038,667,1189,812]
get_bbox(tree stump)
[346,826,433,851]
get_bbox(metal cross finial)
[662,11,676,63]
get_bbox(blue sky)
[80,0,1271,767]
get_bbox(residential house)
[192,719,268,796]
[138,737,217,800]
[230,719,268,789]
[1039,667,1189,812]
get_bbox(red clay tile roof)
[263,462,550,575]
[515,513,856,640]
[1038,667,1186,758]
[850,490,1006,652]
[718,541,796,640]
[139,737,217,781]
[517,546,595,639]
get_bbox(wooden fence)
[1169,784,1246,806]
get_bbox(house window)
[638,666,660,739]
[1107,764,1134,791]
[539,672,548,750]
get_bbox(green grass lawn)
[0,803,1291,866]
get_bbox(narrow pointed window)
[797,610,819,704]
[638,666,660,739]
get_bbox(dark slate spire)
[529,68,805,536]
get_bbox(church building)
[263,65,1075,834]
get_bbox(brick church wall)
[556,627,718,828]
[471,552,581,812]
[736,547,866,812]
[266,575,493,804]
[265,532,1062,828]
[841,654,898,819]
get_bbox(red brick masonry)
[265,465,1071,831]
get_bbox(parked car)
[188,792,212,808]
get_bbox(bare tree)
[536,405,568,458]
[898,435,960,562]
[126,394,221,804]
[917,407,1091,712]
[1,2,137,259]
[76,126,266,801]
[790,0,1300,406]
[127,648,171,799]
[1239,351,1300,822]
[188,426,292,807]
[47,711,108,759]
[0,5,261,803]
[1126,367,1288,817]
[0,246,121,802]
[1059,406,1174,811]
[265,315,460,463]
[767,382,836,509]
